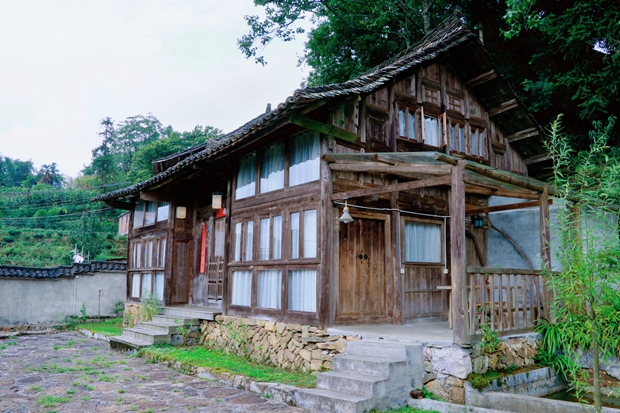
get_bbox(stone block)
[447,376,465,387]
[286,323,302,332]
[422,373,435,384]
[334,338,348,353]
[325,335,340,342]
[429,346,473,379]
[306,336,324,343]
[276,322,286,334]
[424,380,449,401]
[284,349,295,362]
[311,349,323,360]
[449,386,465,404]
[346,336,360,341]
[311,359,323,371]
[265,321,276,331]
[241,317,256,326]
[316,342,337,350]
[299,349,312,361]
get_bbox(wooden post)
[539,185,552,319]
[451,160,469,344]
[390,182,402,324]
[319,134,333,328]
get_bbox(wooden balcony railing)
[466,267,549,335]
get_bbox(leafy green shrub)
[140,293,161,322]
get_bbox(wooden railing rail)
[466,267,548,335]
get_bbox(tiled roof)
[0,261,127,279]
[95,18,544,202]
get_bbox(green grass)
[371,408,441,413]
[140,345,316,388]
[37,395,70,408]
[75,317,123,336]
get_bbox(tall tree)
[37,163,64,187]
[112,114,166,173]
[89,117,120,185]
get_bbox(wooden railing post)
[451,160,469,344]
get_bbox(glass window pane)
[133,201,145,228]
[234,222,242,261]
[404,222,442,263]
[304,210,317,258]
[160,238,166,264]
[288,270,317,312]
[147,240,153,268]
[157,202,169,222]
[291,213,300,259]
[131,273,141,298]
[260,141,285,193]
[245,221,253,261]
[408,111,415,139]
[144,201,156,225]
[236,153,256,199]
[154,273,164,301]
[459,126,465,152]
[398,109,406,136]
[141,273,152,296]
[472,130,478,156]
[136,242,142,268]
[260,218,270,260]
[451,125,456,150]
[290,132,320,186]
[424,115,439,146]
[273,216,282,260]
[232,271,252,306]
[257,270,282,309]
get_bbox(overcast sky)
[0,1,310,178]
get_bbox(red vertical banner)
[199,223,207,274]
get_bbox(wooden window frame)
[128,235,167,301]
[133,200,170,229]
[401,217,445,265]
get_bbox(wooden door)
[337,218,387,321]
[206,218,225,302]
[171,239,191,304]
[402,266,446,321]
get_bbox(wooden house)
[97,19,553,344]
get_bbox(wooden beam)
[488,99,518,117]
[289,113,359,144]
[451,160,469,344]
[464,185,540,200]
[506,127,539,143]
[139,190,170,202]
[331,175,451,201]
[525,152,551,165]
[466,199,553,215]
[329,162,451,175]
[464,70,497,88]
[104,200,133,210]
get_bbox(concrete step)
[332,354,404,378]
[316,371,387,397]
[295,388,373,413]
[109,335,152,350]
[135,321,180,335]
[151,315,197,326]
[122,327,170,344]
[346,340,418,360]
[160,306,221,320]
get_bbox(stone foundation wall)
[199,316,359,372]
[123,303,142,327]
[422,336,540,404]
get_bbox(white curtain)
[135,243,142,268]
[131,273,141,298]
[234,222,242,261]
[451,125,457,151]
[404,221,442,263]
[260,142,284,193]
[141,273,152,296]
[133,201,145,228]
[472,130,479,156]
[160,238,166,264]
[147,240,153,268]
[157,202,169,222]
[304,210,317,258]
[459,126,465,152]
[258,270,282,309]
[154,273,164,301]
[260,218,270,260]
[288,270,317,312]
[232,271,252,306]
[236,153,256,199]
[398,109,406,136]
[245,221,254,261]
[290,132,319,186]
[145,201,156,225]
[424,115,439,146]
[290,212,300,259]
[273,216,282,259]
[408,111,415,139]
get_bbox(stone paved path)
[0,332,307,413]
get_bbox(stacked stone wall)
[199,316,359,372]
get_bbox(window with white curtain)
[133,201,145,228]
[273,216,282,259]
[404,221,442,263]
[245,221,254,261]
[236,153,256,199]
[471,129,478,156]
[154,273,164,301]
[260,218,270,260]
[398,108,406,136]
[288,270,316,312]
[157,202,169,222]
[451,124,457,150]
[232,271,252,306]
[234,222,242,261]
[398,108,416,140]
[257,270,282,309]
[290,132,320,186]
[290,212,300,259]
[260,142,285,193]
[131,273,141,298]
[141,273,152,296]
[304,210,317,258]
[144,201,156,225]
[424,115,439,146]
[459,126,465,152]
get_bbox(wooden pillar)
[390,183,402,324]
[222,177,233,315]
[539,185,552,319]
[319,134,333,328]
[451,160,469,344]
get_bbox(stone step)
[294,388,373,413]
[316,371,387,397]
[122,327,170,344]
[109,335,152,351]
[332,355,404,378]
[151,315,197,326]
[135,321,180,335]
[346,340,418,361]
[160,306,221,320]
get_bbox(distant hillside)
[0,185,126,267]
